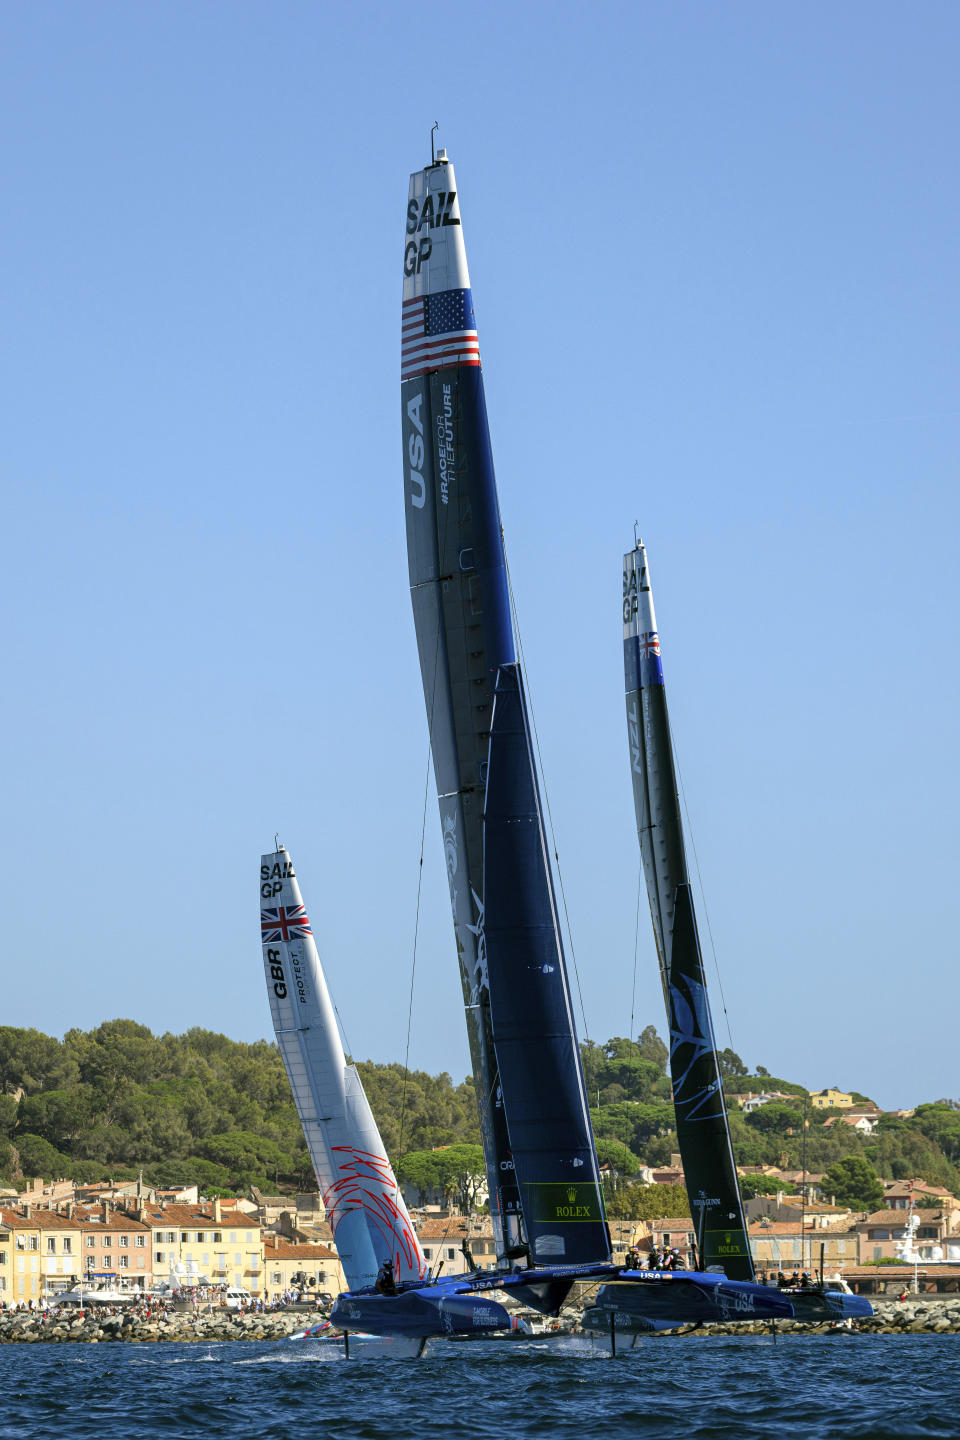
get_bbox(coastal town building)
[744,1194,853,1226]
[884,1180,959,1212]
[733,1092,795,1114]
[821,1113,878,1135]
[808,1089,853,1110]
[75,1202,152,1292]
[748,1219,859,1272]
[645,1218,697,1268]
[414,1215,498,1270]
[34,1211,82,1298]
[137,1199,265,1294]
[855,1208,960,1264]
[261,1236,345,1300]
[0,1210,42,1304]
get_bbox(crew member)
[375,1259,398,1296]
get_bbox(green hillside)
[0,1021,957,1199]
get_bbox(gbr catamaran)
[260,845,522,1338]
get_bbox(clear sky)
[2,2,957,1111]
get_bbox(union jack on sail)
[261,905,312,942]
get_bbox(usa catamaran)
[267,147,870,1342]
[328,149,820,1339]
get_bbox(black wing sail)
[484,665,611,1265]
[669,883,752,1278]
[623,542,753,1280]
[401,152,521,1255]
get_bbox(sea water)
[1,1335,956,1440]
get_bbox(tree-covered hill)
[0,1020,957,1200]
[0,1021,480,1195]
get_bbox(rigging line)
[630,863,643,1043]
[669,721,737,1055]
[394,493,449,1214]
[394,735,434,1204]
[502,546,591,1042]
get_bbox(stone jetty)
[2,1297,960,1343]
[0,1306,330,1344]
[609,1298,960,1337]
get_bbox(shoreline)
[0,1307,328,1344]
[1,1298,959,1343]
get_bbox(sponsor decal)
[706,1227,748,1257]
[264,944,308,1007]
[405,391,426,508]
[266,946,287,1000]
[443,811,458,879]
[403,193,460,276]
[260,856,295,898]
[627,700,643,778]
[623,567,640,626]
[435,382,454,505]
[526,1182,602,1224]
[464,886,489,998]
[406,191,461,234]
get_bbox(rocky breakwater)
[857,1299,960,1335]
[638,1298,960,1337]
[0,1308,331,1344]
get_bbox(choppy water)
[1,1334,956,1440]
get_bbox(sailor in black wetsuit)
[375,1259,398,1295]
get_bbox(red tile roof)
[138,1203,259,1230]
[263,1238,337,1260]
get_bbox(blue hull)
[330,1288,518,1339]
[588,1271,872,1325]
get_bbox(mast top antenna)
[430,121,439,165]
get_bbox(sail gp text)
[266,946,308,1005]
[404,190,460,275]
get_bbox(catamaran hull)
[786,1289,874,1322]
[588,1272,794,1326]
[585,1272,869,1325]
[330,1289,518,1339]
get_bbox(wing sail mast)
[260,847,427,1291]
[402,149,609,1267]
[622,544,754,1280]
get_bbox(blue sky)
[2,2,957,1111]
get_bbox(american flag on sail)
[261,905,312,942]
[401,288,480,380]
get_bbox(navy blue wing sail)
[669,883,753,1280]
[483,664,611,1267]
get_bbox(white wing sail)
[260,847,426,1290]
